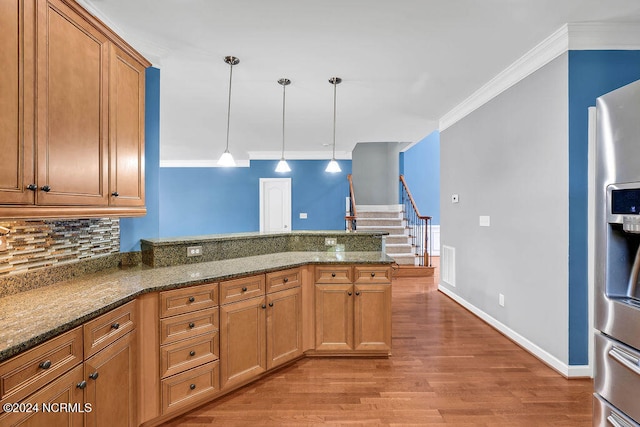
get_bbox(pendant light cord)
[225,61,234,152]
[282,82,286,158]
[332,79,337,159]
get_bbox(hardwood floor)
[165,272,593,426]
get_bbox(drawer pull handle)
[607,412,633,427]
[111,322,120,330]
[89,372,99,380]
[189,322,195,329]
[283,277,289,283]
[269,302,274,307]
[348,291,352,296]
[331,273,336,277]
[371,272,376,277]
[77,381,87,390]
[39,360,52,370]
[609,346,640,376]
[190,384,196,390]
[242,287,248,292]
[188,296,195,303]
[356,291,361,296]
[189,351,196,357]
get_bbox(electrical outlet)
[499,293,505,307]
[187,246,203,257]
[325,238,337,246]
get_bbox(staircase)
[355,205,416,265]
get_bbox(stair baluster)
[399,175,432,267]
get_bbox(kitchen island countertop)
[0,251,394,363]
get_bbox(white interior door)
[260,178,291,232]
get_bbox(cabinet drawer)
[84,300,137,358]
[266,267,301,293]
[161,360,220,415]
[159,282,218,318]
[160,333,219,379]
[314,266,352,283]
[353,265,391,283]
[219,275,265,305]
[0,327,83,406]
[160,307,219,346]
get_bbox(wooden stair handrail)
[347,174,357,219]
[399,175,431,221]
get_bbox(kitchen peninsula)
[0,231,394,426]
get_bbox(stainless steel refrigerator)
[594,79,640,427]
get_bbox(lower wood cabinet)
[84,330,137,427]
[0,364,85,427]
[314,266,392,355]
[266,286,303,370]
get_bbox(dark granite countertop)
[0,251,393,363]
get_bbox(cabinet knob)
[40,185,51,192]
[189,384,196,390]
[356,291,361,296]
[89,372,99,380]
[262,304,267,309]
[331,273,336,277]
[371,272,376,277]
[111,191,119,197]
[283,277,289,283]
[348,291,352,296]
[189,350,196,357]
[269,302,274,307]
[241,287,248,292]
[26,184,37,191]
[188,296,195,303]
[77,381,87,390]
[39,360,52,370]
[111,322,120,330]
[188,322,195,329]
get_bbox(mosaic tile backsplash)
[0,218,120,277]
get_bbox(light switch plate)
[451,194,459,204]
[299,213,308,219]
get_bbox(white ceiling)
[81,0,640,163]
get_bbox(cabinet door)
[0,0,35,204]
[267,287,302,370]
[0,364,84,427]
[219,296,266,390]
[314,284,354,351]
[354,284,392,352]
[84,331,137,427]
[36,0,109,206]
[109,44,145,207]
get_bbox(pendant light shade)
[217,56,239,167]
[325,77,342,173]
[275,78,291,173]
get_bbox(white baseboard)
[437,284,592,379]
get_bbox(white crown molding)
[439,22,640,132]
[248,151,353,160]
[160,159,251,168]
[439,25,569,131]
[77,0,166,66]
[438,285,591,378]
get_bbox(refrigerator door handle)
[607,412,635,427]
[609,346,640,376]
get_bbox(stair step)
[357,218,404,227]
[386,253,417,265]
[357,225,405,234]
[385,235,411,245]
[356,211,403,219]
[384,243,413,254]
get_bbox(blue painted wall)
[120,67,161,252]
[400,130,440,224]
[568,51,640,365]
[158,160,352,237]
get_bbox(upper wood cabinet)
[0,0,150,219]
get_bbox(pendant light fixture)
[217,56,239,167]
[275,78,292,173]
[325,77,342,173]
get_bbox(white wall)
[439,54,569,366]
